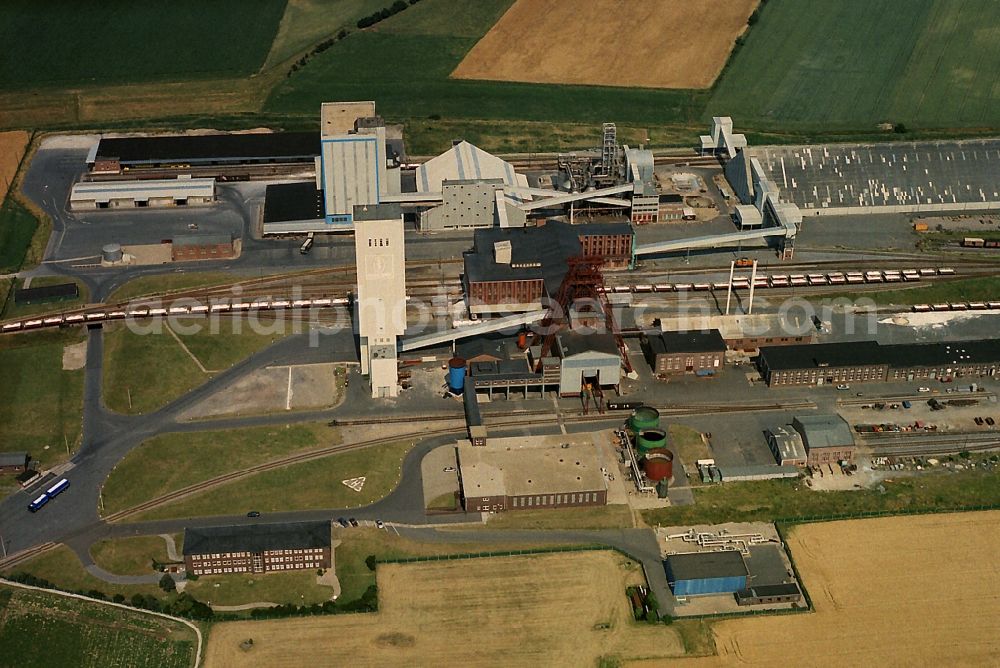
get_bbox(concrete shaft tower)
[353,203,406,398]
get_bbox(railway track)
[0,541,59,571]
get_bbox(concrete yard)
[180,362,343,419]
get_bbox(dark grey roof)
[354,203,402,221]
[456,337,508,362]
[557,331,620,357]
[465,222,583,294]
[183,521,330,556]
[0,452,29,467]
[793,414,854,449]
[647,330,726,355]
[263,182,324,224]
[666,551,748,581]
[758,341,884,371]
[761,339,1000,372]
[736,583,801,598]
[463,388,482,427]
[659,193,684,203]
[14,283,79,303]
[94,132,319,165]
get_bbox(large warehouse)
[757,339,1000,386]
[665,551,749,597]
[69,178,215,210]
[456,435,608,513]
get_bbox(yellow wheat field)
[0,130,30,203]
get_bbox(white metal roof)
[416,141,529,195]
[70,178,214,203]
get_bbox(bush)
[112,593,126,604]
[159,574,176,593]
[365,555,377,571]
[894,123,908,134]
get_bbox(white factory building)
[353,203,406,398]
[69,178,215,210]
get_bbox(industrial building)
[14,282,79,306]
[170,234,237,262]
[657,314,816,353]
[318,101,395,228]
[623,146,659,224]
[665,551,748,597]
[456,435,608,513]
[69,178,215,210]
[87,132,320,172]
[463,221,634,317]
[757,339,1000,386]
[735,583,802,606]
[791,415,856,466]
[182,521,331,576]
[555,332,623,397]
[354,204,406,398]
[261,182,326,235]
[749,139,1000,216]
[766,426,808,467]
[642,330,726,377]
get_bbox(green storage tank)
[629,406,660,433]
[637,428,668,455]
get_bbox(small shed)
[0,452,30,474]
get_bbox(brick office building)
[183,521,331,576]
[642,330,726,376]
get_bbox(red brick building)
[183,521,331,576]
[171,234,237,262]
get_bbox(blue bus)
[27,478,70,512]
[28,493,49,512]
[45,478,70,498]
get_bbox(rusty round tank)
[517,331,528,349]
[642,447,674,482]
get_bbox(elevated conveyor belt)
[400,310,547,352]
[516,183,633,211]
[633,225,795,257]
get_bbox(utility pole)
[725,260,735,316]
[748,260,759,315]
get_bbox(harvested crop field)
[205,551,685,667]
[0,130,29,203]
[653,511,1000,667]
[452,0,759,89]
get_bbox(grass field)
[185,570,334,608]
[0,585,196,668]
[106,272,246,303]
[101,423,339,516]
[0,0,287,90]
[89,535,179,576]
[0,329,85,466]
[0,197,39,273]
[263,0,389,68]
[2,276,89,320]
[641,453,1000,527]
[707,0,1000,129]
[831,275,1000,306]
[1,546,163,599]
[132,439,416,521]
[666,512,1000,666]
[204,551,684,667]
[101,318,284,414]
[472,504,635,531]
[265,0,707,130]
[454,0,758,89]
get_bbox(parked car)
[975,417,985,426]
[836,384,850,390]
[987,417,996,426]
[443,466,456,473]
[918,387,931,393]
[375,519,385,530]
[337,517,350,527]
[247,511,261,518]
[902,401,912,409]
[349,517,359,527]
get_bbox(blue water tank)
[448,357,466,394]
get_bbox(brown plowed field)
[0,130,30,203]
[452,0,760,89]
[204,551,686,667]
[636,511,1000,667]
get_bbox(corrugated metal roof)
[71,178,214,202]
[792,414,855,449]
[417,141,528,194]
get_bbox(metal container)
[629,406,660,433]
[643,448,674,482]
[656,478,670,498]
[447,357,466,394]
[637,429,667,455]
[101,243,123,263]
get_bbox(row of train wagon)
[912,301,1000,312]
[611,267,954,294]
[1,296,351,334]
